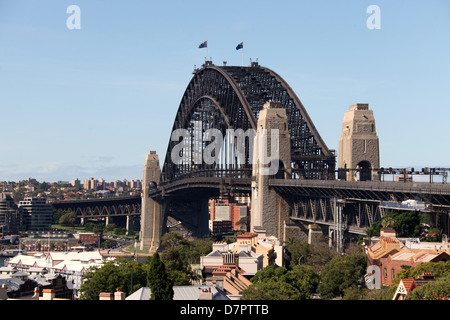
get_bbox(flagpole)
[242,47,244,66]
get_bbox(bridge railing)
[289,167,450,184]
[162,168,253,184]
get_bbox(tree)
[284,239,312,267]
[59,211,77,226]
[242,280,301,300]
[317,253,367,299]
[280,265,320,299]
[284,239,336,273]
[391,261,450,288]
[161,247,192,285]
[79,258,147,300]
[407,275,450,300]
[366,211,426,238]
[235,216,249,231]
[242,265,320,300]
[147,252,174,300]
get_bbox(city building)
[5,250,106,296]
[70,178,80,187]
[197,233,282,298]
[83,178,98,191]
[20,231,79,251]
[209,197,250,233]
[77,233,100,246]
[392,273,437,300]
[200,241,263,278]
[209,220,233,234]
[0,192,22,236]
[365,228,450,286]
[18,197,52,231]
[233,232,278,268]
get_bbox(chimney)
[198,287,213,300]
[42,289,56,300]
[32,287,40,300]
[99,292,114,300]
[114,288,126,300]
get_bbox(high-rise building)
[18,197,52,231]
[0,192,22,236]
[83,177,98,190]
[209,197,250,232]
[71,178,81,187]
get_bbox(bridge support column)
[126,215,130,235]
[140,151,162,253]
[329,199,344,253]
[251,101,291,239]
[338,104,379,181]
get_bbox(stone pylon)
[251,101,291,238]
[140,151,161,252]
[338,104,379,181]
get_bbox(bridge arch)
[161,61,335,182]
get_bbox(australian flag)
[199,41,207,48]
[236,42,243,50]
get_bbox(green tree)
[79,258,147,300]
[161,246,192,285]
[242,280,301,300]
[250,265,287,283]
[366,211,426,238]
[59,211,77,226]
[242,265,320,300]
[280,265,320,299]
[284,239,312,267]
[284,239,336,273]
[391,261,450,288]
[407,275,450,300]
[317,253,367,299]
[147,252,174,300]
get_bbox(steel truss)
[52,196,141,219]
[289,195,383,235]
[162,61,335,182]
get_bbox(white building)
[200,241,263,276]
[5,250,107,296]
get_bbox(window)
[383,267,387,280]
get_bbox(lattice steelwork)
[161,61,335,182]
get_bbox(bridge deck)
[269,179,450,206]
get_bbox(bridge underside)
[270,179,450,237]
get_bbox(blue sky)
[0,0,449,182]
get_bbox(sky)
[0,0,449,182]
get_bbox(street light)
[298,253,312,265]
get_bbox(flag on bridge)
[199,41,207,48]
[236,42,243,50]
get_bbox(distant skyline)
[0,1,449,182]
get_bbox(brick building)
[365,228,450,286]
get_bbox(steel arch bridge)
[51,61,450,250]
[161,61,335,183]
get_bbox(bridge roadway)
[52,178,450,213]
[51,176,450,235]
[269,179,450,206]
[51,195,141,219]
